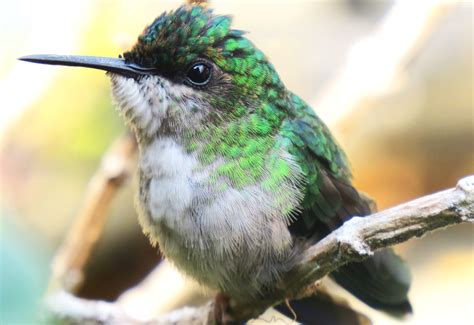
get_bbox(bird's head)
[21,5,285,142]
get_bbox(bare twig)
[284,175,474,297]
[46,175,474,323]
[46,290,214,325]
[49,132,137,293]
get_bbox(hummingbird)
[21,4,411,321]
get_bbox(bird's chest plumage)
[136,137,304,298]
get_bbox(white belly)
[135,137,303,299]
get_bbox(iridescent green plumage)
[121,4,348,227]
[123,5,411,313]
[124,5,350,194]
[125,6,294,190]
[124,5,281,98]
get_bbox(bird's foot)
[284,298,297,321]
[214,293,235,324]
[213,292,270,324]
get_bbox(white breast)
[138,137,196,226]
[135,137,304,299]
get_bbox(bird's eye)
[185,62,212,86]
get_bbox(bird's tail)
[330,248,412,316]
[330,190,412,316]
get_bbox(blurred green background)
[0,0,472,324]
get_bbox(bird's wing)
[279,108,370,236]
[279,95,412,314]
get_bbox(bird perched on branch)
[21,4,411,322]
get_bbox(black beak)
[19,54,156,78]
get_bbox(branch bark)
[283,175,474,298]
[46,175,474,324]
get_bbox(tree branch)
[283,175,474,298]
[46,175,474,324]
[46,290,214,325]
